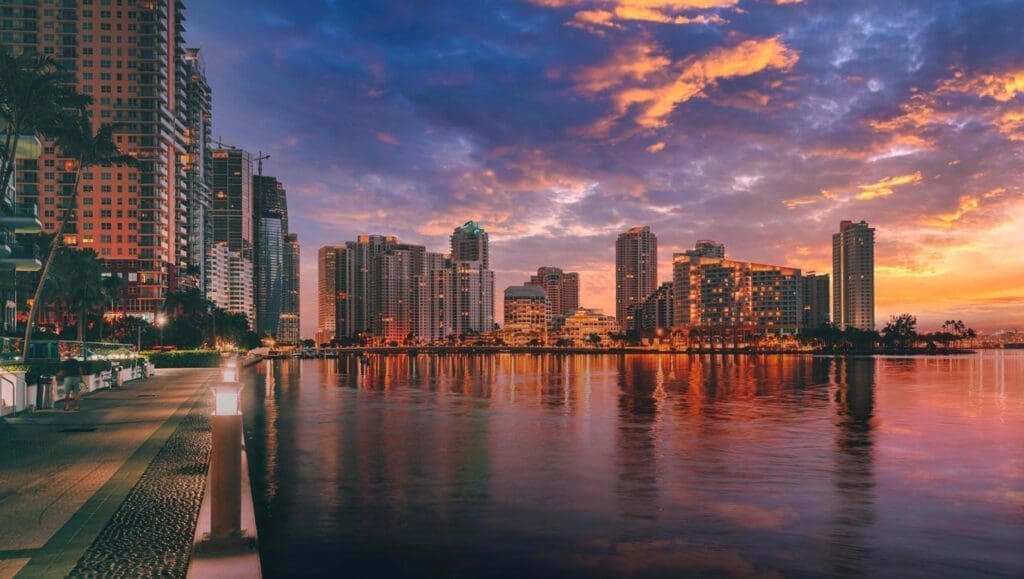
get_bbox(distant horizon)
[184,1,1024,337]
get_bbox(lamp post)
[208,357,244,544]
[156,313,167,348]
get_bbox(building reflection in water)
[615,356,662,521]
[829,357,877,576]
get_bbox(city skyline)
[184,1,1024,336]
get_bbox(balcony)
[0,203,42,233]
[0,243,42,272]
[0,229,12,259]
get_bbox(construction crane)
[255,151,271,177]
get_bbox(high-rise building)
[686,240,726,258]
[802,272,830,329]
[615,226,658,330]
[253,175,288,338]
[316,245,345,345]
[255,216,283,337]
[672,245,803,336]
[634,282,674,336]
[181,48,213,295]
[207,242,254,328]
[450,221,489,267]
[503,285,547,344]
[210,147,253,258]
[5,1,191,318]
[526,266,580,323]
[832,220,875,330]
[452,260,494,336]
[279,233,301,346]
[317,223,495,344]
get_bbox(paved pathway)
[0,368,218,578]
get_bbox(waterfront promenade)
[0,368,218,578]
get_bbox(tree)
[49,248,106,342]
[585,333,602,347]
[882,313,918,351]
[22,111,137,358]
[99,273,126,340]
[0,48,89,202]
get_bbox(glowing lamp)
[222,358,238,383]
[213,382,242,416]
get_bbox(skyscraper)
[279,233,301,346]
[802,272,830,329]
[526,266,580,323]
[450,221,489,267]
[615,226,658,330]
[450,222,494,335]
[253,175,287,338]
[316,245,345,345]
[5,1,191,317]
[181,48,213,295]
[207,242,254,328]
[832,220,875,330]
[209,147,253,259]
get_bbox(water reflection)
[241,353,1024,578]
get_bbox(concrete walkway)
[0,368,218,578]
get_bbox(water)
[240,353,1024,578]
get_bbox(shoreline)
[270,346,980,358]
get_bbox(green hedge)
[1,360,114,384]
[145,350,222,368]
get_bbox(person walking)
[59,356,83,412]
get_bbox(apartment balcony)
[0,229,13,260]
[0,203,42,233]
[0,243,42,272]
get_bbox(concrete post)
[209,413,242,539]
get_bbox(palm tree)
[21,112,137,358]
[0,48,88,203]
[49,248,105,342]
[99,273,126,340]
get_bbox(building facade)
[615,226,658,331]
[317,223,495,345]
[634,281,674,337]
[181,47,212,295]
[450,220,489,267]
[503,285,547,344]
[316,245,344,345]
[560,308,619,346]
[801,272,830,329]
[672,244,803,337]
[833,220,875,330]
[279,233,301,345]
[208,146,254,328]
[255,216,282,337]
[526,266,579,324]
[207,241,253,328]
[5,0,191,318]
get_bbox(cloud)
[855,172,923,201]
[579,36,799,132]
[646,141,666,152]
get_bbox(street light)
[208,357,244,545]
[156,313,167,348]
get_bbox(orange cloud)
[646,141,666,152]
[783,188,837,209]
[939,68,1024,102]
[574,41,671,93]
[376,132,398,145]
[537,1,737,32]
[995,108,1024,141]
[581,36,799,132]
[855,171,922,201]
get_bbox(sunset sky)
[187,0,1024,337]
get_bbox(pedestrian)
[59,355,83,412]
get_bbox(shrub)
[2,359,114,384]
[145,350,222,368]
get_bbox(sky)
[185,0,1024,337]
